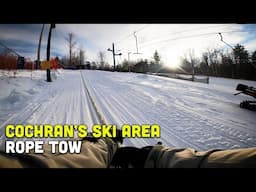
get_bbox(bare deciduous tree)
[65,33,76,66]
[188,49,195,77]
[207,48,221,76]
[98,51,106,69]
[79,48,85,65]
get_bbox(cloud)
[244,39,256,52]
[0,24,48,46]
[1,24,256,66]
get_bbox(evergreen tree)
[233,44,250,79]
[153,50,161,65]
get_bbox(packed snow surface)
[1,69,256,150]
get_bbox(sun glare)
[164,54,181,69]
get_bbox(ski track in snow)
[0,70,99,148]
[0,70,256,151]
[81,70,256,150]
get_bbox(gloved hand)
[111,129,123,144]
[111,146,153,168]
[111,141,162,168]
[81,129,123,144]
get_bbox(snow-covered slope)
[82,71,256,150]
[1,69,256,151]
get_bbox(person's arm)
[0,138,119,168]
[144,145,256,168]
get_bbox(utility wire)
[118,29,256,61]
[0,41,21,57]
[115,24,149,44]
[139,29,256,49]
[145,24,230,42]
[114,25,231,53]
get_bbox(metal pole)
[112,43,116,71]
[219,33,233,49]
[37,24,45,69]
[128,52,132,72]
[46,24,55,82]
[108,43,122,72]
[219,33,235,78]
[134,32,139,54]
[191,60,195,81]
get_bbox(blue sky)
[0,24,256,68]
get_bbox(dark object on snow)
[17,56,25,69]
[235,84,256,111]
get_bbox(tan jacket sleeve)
[0,138,118,168]
[144,145,256,168]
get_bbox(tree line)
[59,32,256,80]
[180,44,256,80]
[117,44,256,81]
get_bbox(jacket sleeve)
[0,138,118,168]
[144,145,256,168]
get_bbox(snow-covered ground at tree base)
[0,69,256,151]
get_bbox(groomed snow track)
[80,71,107,125]
[1,70,256,151]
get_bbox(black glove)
[81,132,99,143]
[82,129,123,144]
[111,129,123,144]
[111,141,162,168]
[111,146,153,168]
